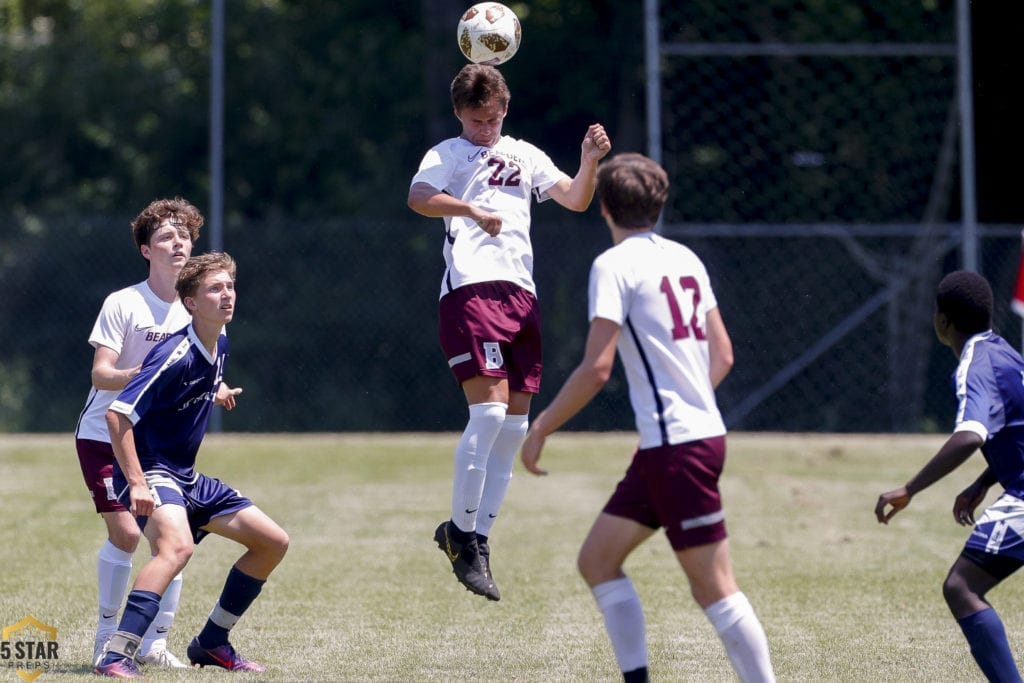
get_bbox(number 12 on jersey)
[659,275,706,341]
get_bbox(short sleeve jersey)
[951,331,1024,496]
[411,134,569,299]
[108,324,228,482]
[76,281,192,442]
[589,232,726,449]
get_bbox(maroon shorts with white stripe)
[438,280,543,392]
[76,438,129,514]
[602,435,727,550]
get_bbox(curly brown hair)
[130,197,204,256]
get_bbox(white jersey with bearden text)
[75,280,192,443]
[412,134,569,299]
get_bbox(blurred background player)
[876,270,1024,682]
[407,63,611,601]
[521,153,775,682]
[95,252,286,678]
[75,197,210,668]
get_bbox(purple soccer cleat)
[93,656,143,678]
[186,637,265,673]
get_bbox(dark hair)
[936,270,993,335]
[131,197,204,255]
[596,153,669,229]
[450,63,510,112]
[176,252,237,306]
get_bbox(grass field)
[0,432,1018,682]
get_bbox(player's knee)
[576,548,617,587]
[271,527,289,560]
[942,571,973,614]
[158,539,194,572]
[108,523,142,552]
[256,524,289,565]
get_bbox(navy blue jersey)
[953,331,1024,496]
[109,324,227,482]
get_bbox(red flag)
[1014,230,1024,318]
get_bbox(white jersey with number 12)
[589,232,726,449]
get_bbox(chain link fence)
[2,0,1020,434]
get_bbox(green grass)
[1,432,1019,681]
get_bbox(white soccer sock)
[141,570,182,655]
[704,592,775,683]
[450,402,507,532]
[592,576,647,673]
[475,413,528,538]
[97,541,133,634]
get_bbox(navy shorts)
[438,280,543,392]
[962,492,1024,579]
[114,470,252,544]
[76,438,128,514]
[603,436,728,550]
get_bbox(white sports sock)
[475,413,527,538]
[97,541,133,633]
[141,570,183,655]
[592,576,647,673]
[704,592,775,683]
[450,402,507,532]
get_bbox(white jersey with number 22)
[411,134,569,299]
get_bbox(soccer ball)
[457,3,521,66]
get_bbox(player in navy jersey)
[75,197,242,668]
[94,253,289,679]
[877,270,1024,682]
[408,63,611,601]
[521,154,774,682]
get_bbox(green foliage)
[0,0,640,220]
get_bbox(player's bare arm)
[706,307,734,389]
[547,124,612,212]
[521,317,620,476]
[875,430,983,524]
[105,410,154,518]
[90,345,141,391]
[407,181,502,236]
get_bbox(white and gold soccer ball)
[457,3,521,66]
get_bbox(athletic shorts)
[438,280,542,392]
[113,469,252,544]
[603,435,727,550]
[962,492,1024,579]
[76,438,127,514]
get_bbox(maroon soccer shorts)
[76,438,128,514]
[438,280,543,393]
[603,435,728,550]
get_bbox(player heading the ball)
[408,63,610,601]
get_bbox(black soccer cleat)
[476,535,495,586]
[434,521,501,601]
